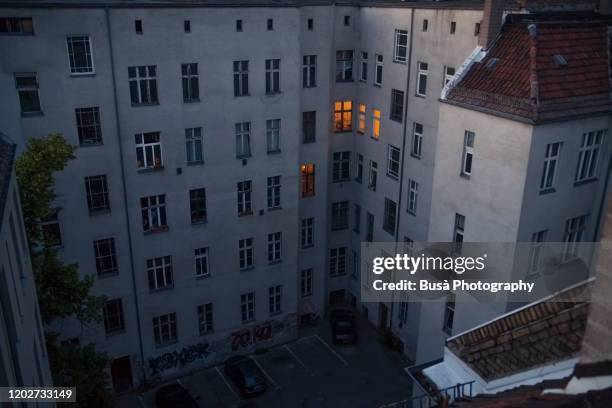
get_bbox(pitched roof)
[445,14,612,124]
[0,134,17,229]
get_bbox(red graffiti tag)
[231,322,273,351]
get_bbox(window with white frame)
[147,256,173,290]
[75,107,102,145]
[387,145,401,179]
[383,198,397,235]
[301,217,314,248]
[267,176,281,209]
[443,293,455,333]
[394,29,408,62]
[300,269,313,297]
[15,73,41,114]
[237,180,252,215]
[265,58,280,94]
[85,175,110,213]
[235,122,251,158]
[357,103,366,133]
[67,36,94,74]
[269,285,282,315]
[181,63,199,102]
[368,160,378,191]
[390,89,404,123]
[575,130,604,182]
[334,100,353,132]
[443,66,456,87]
[356,153,364,183]
[128,65,158,105]
[332,151,351,182]
[372,109,381,139]
[528,230,546,276]
[360,52,368,81]
[241,292,255,322]
[329,247,347,276]
[94,238,117,275]
[331,201,349,230]
[197,303,213,334]
[135,132,162,169]
[40,211,62,247]
[302,111,316,143]
[412,122,423,158]
[453,214,465,254]
[153,313,177,346]
[185,127,203,164]
[140,194,167,232]
[302,55,317,88]
[195,247,210,277]
[233,60,249,96]
[563,215,587,261]
[189,188,207,224]
[103,298,125,335]
[407,179,418,215]
[462,131,475,176]
[239,238,254,270]
[336,50,354,82]
[374,54,383,86]
[416,62,428,96]
[267,232,282,263]
[266,119,281,153]
[540,142,562,191]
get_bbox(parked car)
[330,309,358,344]
[155,383,198,408]
[224,356,267,397]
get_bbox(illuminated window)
[357,103,366,133]
[372,109,381,139]
[334,101,352,132]
[301,163,315,197]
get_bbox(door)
[110,356,133,393]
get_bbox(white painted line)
[176,379,184,387]
[250,356,280,390]
[284,344,308,371]
[314,334,349,366]
[215,365,240,399]
[296,334,317,342]
[137,395,147,408]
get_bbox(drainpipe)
[105,8,146,385]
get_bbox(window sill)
[301,244,314,249]
[196,274,211,280]
[70,72,96,77]
[371,136,379,142]
[303,85,317,89]
[390,118,403,124]
[574,178,597,187]
[265,91,282,96]
[105,329,126,337]
[240,267,255,272]
[234,94,251,98]
[373,83,382,88]
[331,226,349,231]
[393,59,407,65]
[269,260,282,265]
[269,311,282,317]
[407,210,416,217]
[191,220,208,226]
[79,141,103,148]
[187,160,204,166]
[359,79,367,83]
[334,130,353,134]
[268,206,282,212]
[336,79,354,83]
[150,285,174,294]
[236,154,252,159]
[131,102,159,107]
[155,340,178,349]
[89,208,111,216]
[460,173,471,180]
[144,226,169,235]
[302,193,316,198]
[238,211,253,217]
[267,149,282,155]
[383,228,395,236]
[303,139,316,144]
[387,173,399,181]
[97,270,119,279]
[415,94,426,99]
[21,111,44,117]
[137,166,164,173]
[539,187,556,195]
[183,99,201,104]
[410,153,421,160]
[368,186,377,192]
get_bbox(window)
[329,247,347,276]
[301,163,315,197]
[197,303,213,334]
[374,54,383,86]
[398,297,409,324]
[267,18,274,31]
[267,232,282,263]
[195,247,210,277]
[267,176,281,209]
[103,299,125,335]
[528,230,547,276]
[368,160,378,191]
[336,50,354,82]
[0,17,33,34]
[301,218,314,248]
[416,62,428,96]
[576,130,604,182]
[443,293,455,333]
[407,179,418,215]
[390,89,404,123]
[269,285,282,315]
[128,65,157,105]
[422,19,428,32]
[302,111,316,143]
[334,100,353,132]
[387,145,401,179]
[85,175,110,213]
[233,60,249,97]
[185,127,203,164]
[181,63,199,102]
[461,131,475,176]
[94,238,117,275]
[443,66,456,87]
[153,313,177,346]
[394,29,408,62]
[147,256,173,290]
[332,151,351,182]
[66,36,94,74]
[236,19,243,32]
[189,188,207,224]
[563,215,587,260]
[235,122,251,158]
[474,22,481,36]
[353,204,361,233]
[383,198,397,235]
[239,238,254,270]
[135,132,162,169]
[15,73,41,114]
[303,55,317,88]
[412,123,423,158]
[344,15,351,26]
[307,18,314,31]
[40,211,62,247]
[76,107,102,145]
[366,212,374,242]
[184,20,191,33]
[372,109,381,139]
[360,52,368,82]
[266,119,281,153]
[351,251,359,280]
[355,153,364,183]
[450,21,456,34]
[134,19,143,34]
[140,194,167,232]
[540,142,562,191]
[241,292,255,322]
[300,269,313,297]
[237,180,252,215]
[331,201,349,230]
[453,214,465,254]
[265,59,280,94]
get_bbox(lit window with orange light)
[372,109,381,139]
[301,163,315,197]
[334,101,352,132]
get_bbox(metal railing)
[381,381,475,408]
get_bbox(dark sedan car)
[155,383,198,408]
[224,356,267,397]
[330,309,357,344]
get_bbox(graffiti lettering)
[149,342,212,375]
[231,322,273,351]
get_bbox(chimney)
[478,0,505,50]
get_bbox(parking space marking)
[250,356,280,390]
[284,344,309,371]
[214,366,240,399]
[314,334,349,366]
[137,395,147,408]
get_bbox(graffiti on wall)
[231,322,273,351]
[148,341,212,375]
